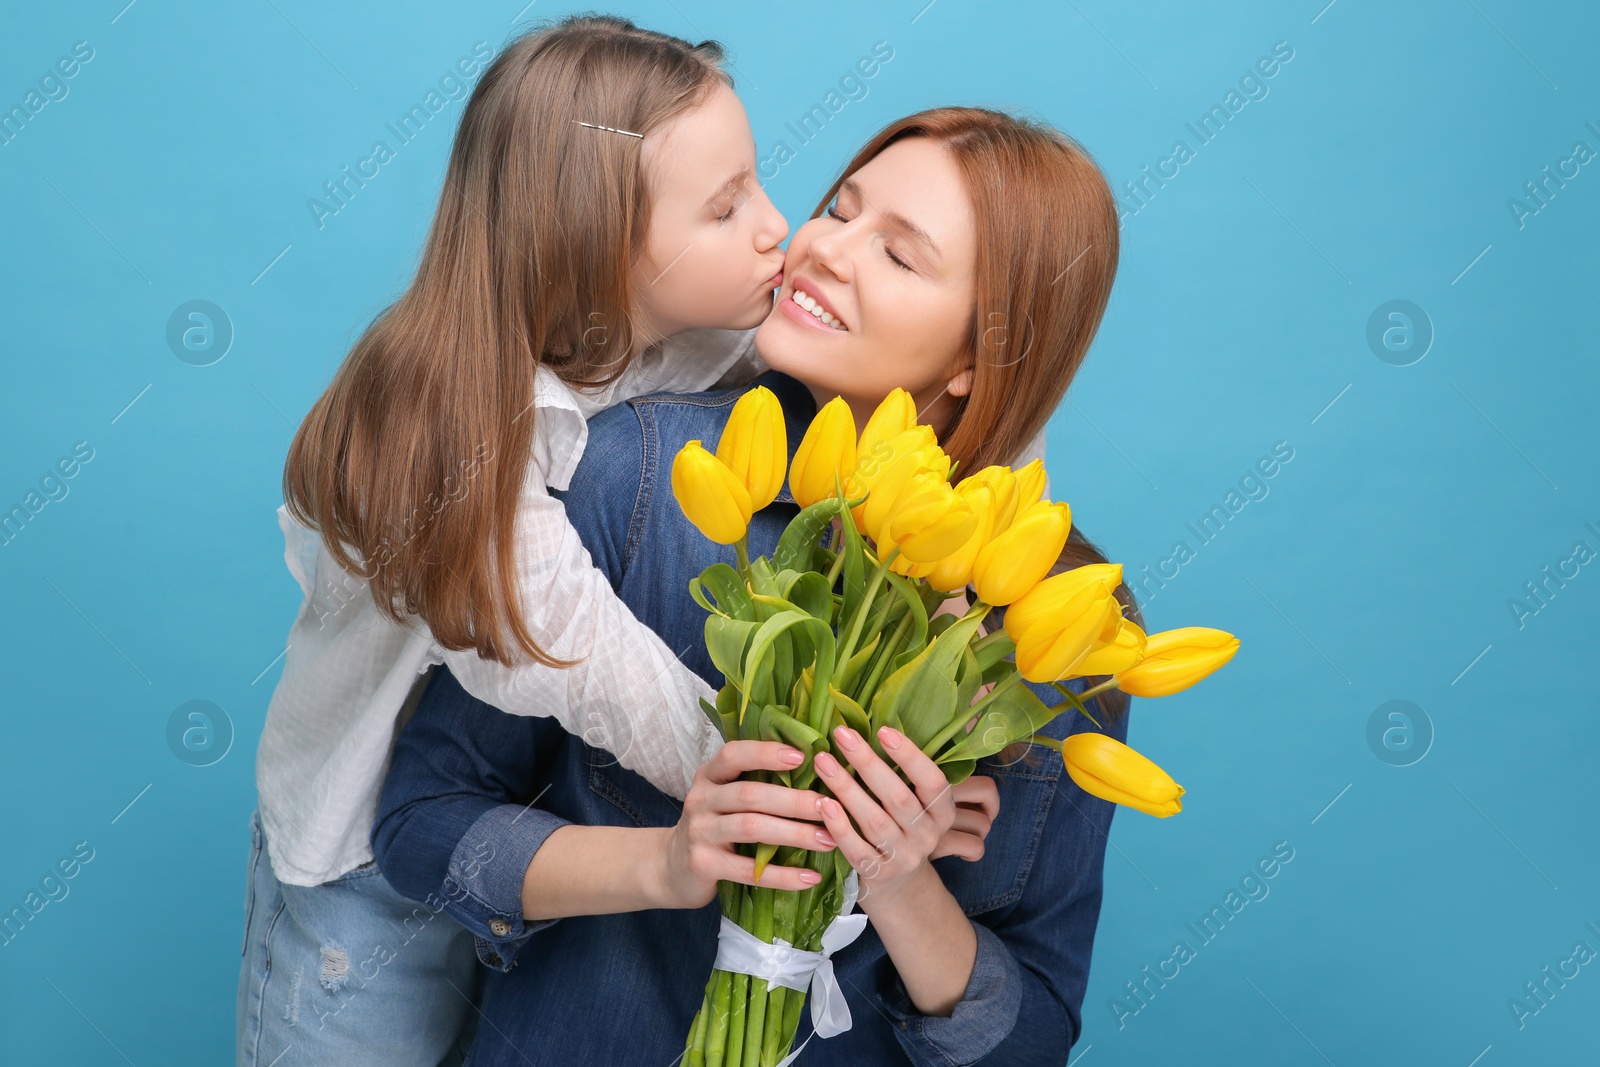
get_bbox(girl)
[238,17,1001,1066]
[375,106,1138,1065]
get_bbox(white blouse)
[255,328,764,887]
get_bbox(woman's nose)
[808,229,851,283]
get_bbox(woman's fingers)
[704,811,835,853]
[929,830,986,862]
[700,739,806,786]
[880,728,962,820]
[823,726,929,832]
[721,853,822,892]
[950,774,1000,826]
[708,777,825,822]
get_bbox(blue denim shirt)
[373,372,1129,1067]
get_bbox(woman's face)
[633,82,789,346]
[755,136,977,433]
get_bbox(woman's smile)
[776,284,849,333]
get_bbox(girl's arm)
[438,470,722,804]
[372,666,832,971]
[434,333,764,807]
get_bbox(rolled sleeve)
[440,803,572,972]
[878,920,1023,1066]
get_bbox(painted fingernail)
[834,726,859,750]
[816,829,837,848]
[879,726,902,749]
[780,748,804,766]
[800,870,821,884]
[822,798,842,818]
[815,753,838,778]
[815,797,825,813]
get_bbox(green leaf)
[758,705,828,767]
[953,646,984,718]
[881,571,929,655]
[971,629,1016,673]
[741,611,836,727]
[828,686,871,739]
[940,758,978,784]
[713,687,740,742]
[935,679,1059,764]
[690,563,754,621]
[747,556,781,599]
[774,498,842,573]
[834,632,881,693]
[839,504,869,630]
[706,616,759,689]
[784,571,835,624]
[868,612,986,750]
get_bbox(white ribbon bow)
[710,870,870,1065]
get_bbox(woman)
[375,107,1138,1065]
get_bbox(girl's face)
[755,137,978,434]
[633,82,789,345]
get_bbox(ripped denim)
[236,811,480,1066]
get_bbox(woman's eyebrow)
[841,177,941,262]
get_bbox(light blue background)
[2,1,1595,1063]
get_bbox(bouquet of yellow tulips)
[674,386,1239,1067]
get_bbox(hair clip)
[574,120,643,139]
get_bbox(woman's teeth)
[791,288,847,331]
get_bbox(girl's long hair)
[814,108,1139,748]
[283,16,729,667]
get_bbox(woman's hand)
[929,774,1000,862]
[658,740,835,910]
[813,724,968,906]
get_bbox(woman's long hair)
[814,108,1139,748]
[283,16,729,667]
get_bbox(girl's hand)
[812,724,963,904]
[659,740,834,910]
[929,774,1000,862]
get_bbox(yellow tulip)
[850,427,944,537]
[857,387,918,464]
[1012,458,1047,512]
[671,440,753,545]
[788,397,857,508]
[1061,732,1184,817]
[715,386,787,510]
[1013,580,1120,682]
[925,483,997,592]
[1003,563,1123,643]
[1115,627,1240,697]
[1075,611,1147,676]
[970,500,1072,606]
[960,466,1020,534]
[880,471,978,563]
[888,553,937,579]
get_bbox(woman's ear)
[946,366,975,398]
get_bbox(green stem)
[1028,731,1063,753]
[855,610,915,709]
[1079,678,1119,702]
[741,887,775,1067]
[824,543,847,587]
[836,547,900,670]
[734,535,750,579]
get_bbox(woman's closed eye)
[825,205,914,272]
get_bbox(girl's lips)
[766,270,784,288]
[777,290,843,333]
